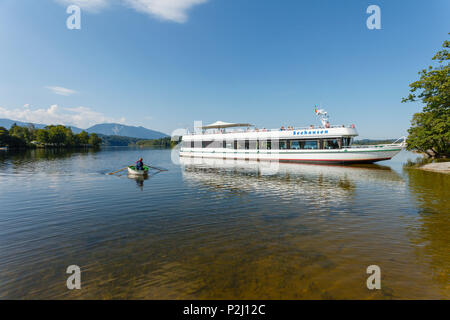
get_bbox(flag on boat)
[314,106,317,113]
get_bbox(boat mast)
[314,105,329,127]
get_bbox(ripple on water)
[0,148,448,299]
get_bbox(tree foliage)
[36,129,49,144]
[406,111,449,157]
[136,136,179,148]
[99,135,140,146]
[402,36,450,158]
[78,131,89,145]
[88,133,102,146]
[0,124,102,148]
[0,126,9,146]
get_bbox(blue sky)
[0,0,448,138]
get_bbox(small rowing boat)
[128,165,149,175]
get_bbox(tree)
[402,35,450,158]
[88,133,102,147]
[406,111,449,158]
[9,124,28,141]
[64,128,75,147]
[36,129,49,144]
[0,126,9,146]
[27,123,36,142]
[47,125,67,146]
[77,131,89,145]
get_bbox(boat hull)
[179,147,403,165]
[128,166,149,175]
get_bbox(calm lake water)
[0,147,448,299]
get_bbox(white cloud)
[55,0,109,12]
[54,0,208,23]
[46,86,77,96]
[0,104,125,129]
[124,0,208,23]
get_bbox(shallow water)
[0,147,448,299]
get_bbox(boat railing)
[186,124,355,135]
[348,136,407,149]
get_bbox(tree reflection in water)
[406,168,450,296]
[0,148,100,173]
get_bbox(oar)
[108,166,129,175]
[145,164,168,171]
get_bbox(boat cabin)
[181,121,358,151]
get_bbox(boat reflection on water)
[127,173,149,190]
[126,168,165,190]
[180,157,404,205]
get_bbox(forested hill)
[0,119,168,140]
[87,123,167,140]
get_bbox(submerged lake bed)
[0,147,448,299]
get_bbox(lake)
[0,147,448,299]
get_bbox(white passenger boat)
[180,108,406,164]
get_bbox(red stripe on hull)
[179,155,392,164]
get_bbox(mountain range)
[86,123,167,139]
[0,118,168,140]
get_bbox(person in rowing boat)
[136,157,144,171]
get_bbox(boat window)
[225,140,234,149]
[237,140,246,149]
[290,140,301,150]
[209,140,219,148]
[209,140,217,148]
[190,141,194,148]
[202,140,213,148]
[245,140,250,150]
[234,140,237,149]
[249,140,257,150]
[342,137,352,147]
[271,140,279,150]
[279,140,287,150]
[323,139,340,149]
[304,140,318,149]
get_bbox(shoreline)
[418,161,450,174]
